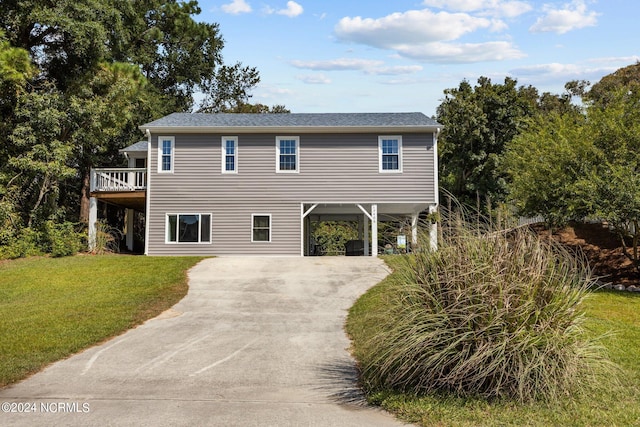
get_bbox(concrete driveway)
[0,257,410,426]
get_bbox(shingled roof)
[119,140,148,153]
[140,112,440,133]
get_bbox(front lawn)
[347,256,640,427]
[0,255,203,387]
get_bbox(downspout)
[431,127,441,251]
[144,129,151,255]
[433,127,441,207]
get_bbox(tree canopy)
[0,0,286,255]
[436,76,575,208]
[504,63,640,269]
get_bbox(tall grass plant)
[357,211,614,402]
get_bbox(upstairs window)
[166,214,211,243]
[379,136,402,173]
[158,136,174,173]
[222,136,238,173]
[276,137,299,172]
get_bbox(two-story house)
[89,112,440,256]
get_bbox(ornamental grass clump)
[361,217,612,402]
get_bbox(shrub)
[44,221,85,257]
[0,227,42,259]
[359,216,613,402]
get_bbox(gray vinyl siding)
[147,132,436,255]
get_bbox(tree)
[503,111,596,228]
[6,86,76,228]
[68,62,149,222]
[0,0,276,236]
[586,62,640,106]
[504,64,640,270]
[0,31,34,241]
[436,77,539,208]
[588,85,640,269]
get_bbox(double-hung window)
[158,136,175,173]
[166,214,211,243]
[276,137,299,172]
[222,136,238,173]
[251,214,271,242]
[378,136,402,173]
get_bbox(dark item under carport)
[345,240,365,256]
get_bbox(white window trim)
[158,136,175,173]
[165,213,212,244]
[275,136,300,173]
[378,135,403,173]
[251,213,272,243]
[221,136,238,174]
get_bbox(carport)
[301,202,438,256]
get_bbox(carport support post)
[429,204,438,251]
[363,214,369,256]
[371,204,378,256]
[125,208,134,251]
[88,196,97,252]
[411,214,418,250]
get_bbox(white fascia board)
[139,125,441,134]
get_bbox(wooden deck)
[90,168,146,211]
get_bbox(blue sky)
[199,0,639,116]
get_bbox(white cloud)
[268,1,303,18]
[334,9,524,63]
[254,84,295,100]
[366,65,424,76]
[290,58,384,71]
[509,58,629,93]
[335,9,493,47]
[423,0,533,18]
[529,0,599,34]
[511,62,581,76]
[291,58,423,76]
[221,0,252,14]
[587,56,640,65]
[398,41,525,63]
[297,74,332,84]
[512,57,640,80]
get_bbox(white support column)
[411,213,419,251]
[88,197,98,251]
[429,204,438,251]
[371,204,378,257]
[125,208,135,251]
[363,214,369,256]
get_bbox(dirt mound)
[532,222,639,286]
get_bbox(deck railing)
[90,168,147,192]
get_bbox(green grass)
[347,256,640,427]
[0,255,204,387]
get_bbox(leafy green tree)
[503,111,596,228]
[588,85,640,268]
[0,0,277,237]
[0,29,34,157]
[505,65,640,270]
[586,62,640,106]
[67,62,149,222]
[0,31,34,241]
[436,77,539,208]
[7,86,76,228]
[1,0,121,90]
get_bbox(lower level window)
[167,214,211,243]
[251,214,271,242]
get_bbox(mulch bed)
[532,221,640,287]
